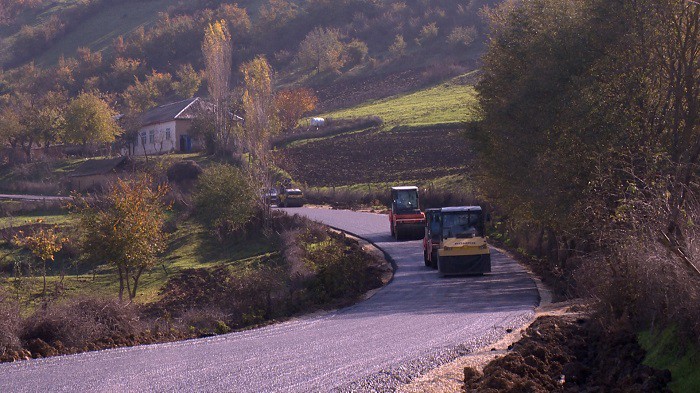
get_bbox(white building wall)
[133,120,178,156]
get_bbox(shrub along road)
[0,207,539,392]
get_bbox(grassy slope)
[0,1,83,35]
[319,73,480,127]
[0,211,276,305]
[639,328,700,393]
[0,213,71,229]
[35,0,174,65]
[2,0,268,67]
[0,0,177,66]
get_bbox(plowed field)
[277,127,474,187]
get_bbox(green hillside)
[35,0,174,65]
[0,0,178,66]
[0,0,493,77]
[320,73,480,127]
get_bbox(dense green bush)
[293,226,380,305]
[192,163,255,238]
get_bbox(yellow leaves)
[275,88,318,131]
[72,175,169,273]
[64,92,121,145]
[203,20,232,56]
[241,56,278,142]
[202,19,232,109]
[12,222,66,263]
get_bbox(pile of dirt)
[1,328,195,362]
[464,315,671,392]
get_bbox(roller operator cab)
[389,186,426,240]
[423,208,442,268]
[435,206,491,276]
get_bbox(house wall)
[70,174,118,192]
[133,120,178,156]
[131,120,201,156]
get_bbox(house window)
[165,128,171,141]
[149,130,155,144]
[140,131,146,146]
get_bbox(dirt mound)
[464,315,671,392]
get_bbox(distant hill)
[0,0,182,67]
[0,0,500,109]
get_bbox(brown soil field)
[277,127,474,187]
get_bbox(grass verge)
[639,327,700,393]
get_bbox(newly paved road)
[0,207,539,392]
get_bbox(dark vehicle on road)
[263,188,279,205]
[389,186,425,240]
[434,206,491,276]
[423,208,442,268]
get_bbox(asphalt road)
[0,207,539,392]
[0,194,69,201]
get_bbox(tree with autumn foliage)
[121,70,174,112]
[297,27,345,73]
[477,0,700,335]
[202,20,236,155]
[275,88,318,131]
[72,176,170,301]
[241,56,279,220]
[12,220,66,296]
[0,0,41,25]
[63,92,121,152]
[173,63,202,99]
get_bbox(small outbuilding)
[68,156,128,192]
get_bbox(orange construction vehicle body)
[390,186,425,240]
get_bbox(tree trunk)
[129,266,146,300]
[42,259,46,297]
[118,266,125,302]
[125,266,132,301]
[21,141,32,163]
[59,258,65,284]
[536,227,545,257]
